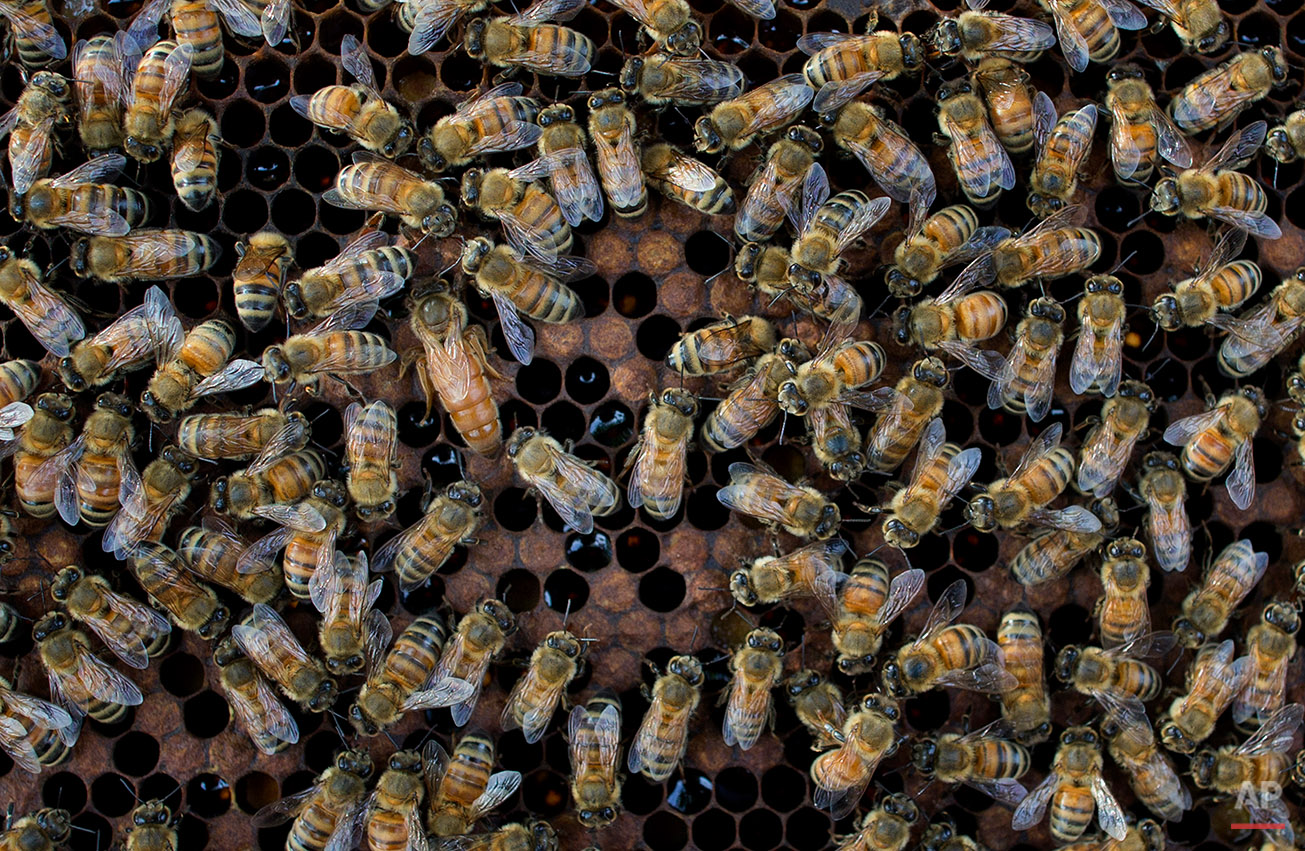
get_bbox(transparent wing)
[1109,101,1144,180]
[593,123,645,213]
[907,418,947,490]
[262,0,291,44]
[408,0,466,54]
[875,567,926,628]
[226,671,300,753]
[469,771,522,821]
[71,649,144,706]
[401,677,476,714]
[796,32,857,53]
[491,291,536,365]
[1091,776,1129,840]
[728,0,775,17]
[510,0,585,24]
[1069,310,1123,397]
[812,747,880,820]
[1047,0,1090,71]
[340,34,378,94]
[742,75,814,133]
[915,577,967,645]
[1237,704,1304,755]
[126,0,168,51]
[812,71,882,115]
[1224,438,1255,510]
[1206,120,1267,172]
[0,265,85,357]
[933,660,1018,693]
[50,153,127,188]
[832,195,892,254]
[0,1,66,59]
[1162,407,1223,447]
[10,117,54,195]
[1010,422,1064,478]
[1206,205,1282,240]
[190,359,264,399]
[1100,0,1146,28]
[1152,105,1193,168]
[212,0,264,37]
[1024,505,1104,532]
[157,43,193,115]
[1010,772,1057,830]
[233,603,317,673]
[982,13,1056,50]
[966,778,1028,807]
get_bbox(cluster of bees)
[0,0,1301,845]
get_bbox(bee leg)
[463,325,505,380]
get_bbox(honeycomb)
[0,0,1304,847]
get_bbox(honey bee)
[73,34,123,155]
[966,423,1102,534]
[372,481,483,592]
[127,0,262,78]
[50,565,170,670]
[882,418,982,550]
[1150,228,1260,332]
[1168,48,1288,136]
[209,438,325,521]
[863,358,960,474]
[1039,0,1146,72]
[987,296,1065,422]
[607,0,700,55]
[1133,0,1226,51]
[822,102,936,209]
[667,316,776,377]
[1013,725,1128,842]
[642,143,734,214]
[832,558,925,676]
[1105,65,1192,182]
[309,551,388,678]
[729,539,847,609]
[887,203,1009,298]
[128,540,228,639]
[811,693,902,820]
[1150,121,1280,238]
[936,77,1016,208]
[1159,638,1248,753]
[620,53,743,108]
[836,793,918,851]
[787,164,891,297]
[0,676,77,773]
[722,627,784,752]
[927,3,1056,63]
[7,393,74,519]
[178,408,308,462]
[501,629,584,743]
[912,719,1032,806]
[585,88,646,219]
[464,0,595,78]
[41,392,137,529]
[399,0,491,54]
[808,401,866,482]
[434,821,558,850]
[1216,272,1305,379]
[972,59,1038,157]
[1189,704,1304,832]
[70,228,221,283]
[435,599,517,727]
[419,82,538,174]
[0,810,71,851]
[33,611,143,723]
[120,40,191,163]
[121,800,178,851]
[527,103,602,226]
[426,734,522,836]
[13,153,150,235]
[325,156,458,236]
[507,427,618,534]
[717,461,841,540]
[567,691,622,828]
[1096,538,1152,648]
[241,0,290,44]
[1266,108,1305,164]
[169,108,217,211]
[920,818,987,851]
[0,70,71,196]
[178,521,284,605]
[1173,538,1267,648]
[286,231,414,322]
[1028,96,1098,218]
[232,232,292,333]
[142,320,263,425]
[625,388,697,521]
[339,400,398,523]
[1055,633,1175,726]
[734,125,821,243]
[350,613,473,736]
[799,21,923,114]
[290,35,412,158]
[785,669,848,751]
[1235,603,1299,726]
[462,166,572,263]
[0,359,32,434]
[700,341,808,452]
[628,654,702,781]
[998,611,1051,744]
[693,74,814,154]
[0,245,85,359]
[1163,386,1264,511]
[1134,452,1190,574]
[0,0,66,67]
[262,304,398,397]
[252,749,373,851]
[239,478,348,601]
[950,206,1102,291]
[1069,276,1127,398]
[1077,381,1154,497]
[233,603,338,713]
[881,579,1016,697]
[777,328,886,421]
[408,284,502,456]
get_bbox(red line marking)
[1231,824,1287,830]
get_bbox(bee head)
[883,518,919,549]
[734,241,762,280]
[1150,293,1182,331]
[1240,385,1268,417]
[481,598,517,633]
[886,268,923,299]
[313,479,349,508]
[1267,125,1299,163]
[1029,296,1064,323]
[665,20,702,55]
[1264,601,1300,635]
[447,480,484,508]
[57,357,86,392]
[282,282,310,319]
[422,203,458,238]
[693,116,723,154]
[899,33,924,69]
[390,749,422,773]
[8,191,25,222]
[162,446,196,475]
[307,677,339,712]
[348,701,381,737]
[911,738,939,774]
[50,566,83,602]
[879,659,906,696]
[539,104,574,127]
[882,793,918,823]
[1149,178,1180,215]
[327,653,364,675]
[460,236,493,274]
[786,262,821,292]
[198,606,230,640]
[418,136,450,173]
[125,135,163,163]
[35,810,71,843]
[1137,819,1165,851]
[262,346,292,384]
[746,627,783,653]
[339,748,374,777]
[1190,749,1217,788]
[913,356,950,388]
[815,503,841,539]
[785,668,821,697]
[1021,721,1052,744]
[212,637,241,667]
[668,654,703,685]
[356,500,394,522]
[506,427,536,458]
[837,649,877,676]
[964,494,995,531]
[928,19,962,56]
[1266,47,1289,83]
[210,477,230,511]
[775,379,807,415]
[132,801,172,827]
[1053,645,1080,681]
[578,806,619,828]
[528,820,556,850]
[827,451,865,482]
[32,611,67,641]
[618,57,643,92]
[463,18,487,56]
[728,569,758,607]
[383,120,413,158]
[862,692,899,720]
[1158,719,1195,754]
[788,124,823,154]
[661,387,698,417]
[545,630,583,658]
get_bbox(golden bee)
[291,34,413,158]
[0,244,86,360]
[912,719,1032,805]
[408,284,502,456]
[0,359,35,440]
[1215,271,1305,379]
[836,793,918,851]
[178,521,284,605]
[1038,0,1146,72]
[1267,108,1305,164]
[349,613,473,736]
[372,480,483,592]
[169,108,217,211]
[0,676,78,773]
[262,304,398,397]
[0,0,66,67]
[41,392,137,529]
[1235,603,1300,726]
[73,33,124,154]
[1151,228,1260,332]
[1133,0,1226,51]
[887,203,1009,298]
[8,393,75,519]
[863,358,961,474]
[437,821,557,851]
[286,231,414,322]
[586,88,646,218]
[419,82,539,173]
[785,669,847,751]
[178,408,308,462]
[987,296,1064,422]
[1028,96,1098,218]
[1149,121,1280,238]
[1012,725,1128,842]
[1136,452,1189,574]
[832,559,925,676]
[966,423,1101,533]
[70,228,220,283]
[717,460,840,540]
[340,400,398,522]
[209,435,324,521]
[998,610,1052,744]
[232,603,337,713]
[363,749,427,851]
[128,540,229,639]
[811,693,901,820]
[121,800,177,851]
[141,320,263,424]
[776,326,886,419]
[693,74,814,154]
[936,77,1016,208]
[786,164,890,299]
[701,341,808,453]
[621,53,743,108]
[625,389,697,521]
[1069,275,1127,397]
[951,206,1102,291]
[821,102,936,209]
[232,231,292,333]
[1,70,71,196]
[807,397,865,482]
[722,628,784,752]
[325,157,458,236]
[50,565,170,671]
[238,477,348,601]
[462,166,572,262]
[1163,386,1264,511]
[312,551,390,678]
[398,0,492,53]
[436,598,519,727]
[628,654,702,781]
[667,316,775,377]
[526,103,602,226]
[13,153,150,236]
[1104,64,1192,182]
[127,0,262,78]
[1159,638,1247,753]
[567,691,622,828]
[1189,704,1303,830]
[1077,380,1154,497]
[120,40,191,163]
[1097,537,1152,648]
[501,629,585,743]
[33,611,143,723]
[735,125,822,243]
[606,0,700,55]
[920,818,987,851]
[1102,716,1191,823]
[1169,48,1288,135]
[882,417,982,549]
[798,19,923,113]
[1054,633,1174,724]
[972,58,1038,157]
[729,539,847,609]
[464,0,593,77]
[507,427,619,534]
[642,143,734,214]
[252,748,373,851]
[881,578,1015,697]
[927,4,1055,63]
[1173,538,1267,648]
[426,734,521,836]
[0,809,71,851]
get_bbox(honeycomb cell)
[112,731,160,776]
[614,272,658,318]
[639,565,686,612]
[197,60,240,101]
[565,530,613,571]
[565,356,610,403]
[246,56,291,104]
[221,99,266,147]
[43,771,88,813]
[68,814,111,851]
[637,315,683,360]
[271,102,315,146]
[716,765,760,811]
[89,773,134,818]
[739,808,785,850]
[183,690,230,738]
[786,807,834,851]
[516,359,563,404]
[187,773,232,817]
[247,147,291,190]
[543,567,589,612]
[541,401,587,443]
[695,808,737,850]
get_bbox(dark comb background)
[1,0,1304,848]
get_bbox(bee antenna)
[1110,251,1138,274]
[689,624,700,652]
[117,775,142,804]
[1125,208,1150,228]
[383,728,400,748]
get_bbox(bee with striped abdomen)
[628,654,702,782]
[285,230,415,321]
[313,551,390,677]
[9,393,75,519]
[1137,452,1189,573]
[928,2,1055,63]
[722,628,785,752]
[526,103,602,226]
[1150,121,1280,239]
[126,0,262,78]
[966,423,1101,534]
[1168,48,1288,135]
[642,143,735,214]
[325,157,457,236]
[372,481,484,592]
[1097,538,1151,647]
[343,401,399,522]
[1012,725,1128,842]
[291,35,413,158]
[463,0,596,78]
[822,102,936,211]
[1070,275,1128,398]
[1104,64,1192,182]
[799,18,923,113]
[1159,638,1248,753]
[1,70,71,197]
[881,417,982,550]
[621,53,744,107]
[0,245,86,361]
[832,557,925,676]
[170,108,218,210]
[568,692,622,828]
[1235,602,1300,726]
[253,749,373,851]
[1076,381,1154,497]
[14,153,150,236]
[1163,387,1264,511]
[435,599,517,727]
[462,166,572,263]
[586,89,645,219]
[50,566,171,670]
[1150,228,1259,333]
[950,206,1102,292]
[120,40,191,163]
[735,125,822,244]
[0,676,78,773]
[177,521,284,605]
[700,340,808,453]
[262,303,397,397]
[693,74,814,154]
[128,541,228,639]
[141,319,263,424]
[912,719,1032,806]
[232,603,337,713]
[0,0,65,67]
[1028,95,1098,218]
[1172,538,1267,648]
[811,693,901,820]
[232,232,292,333]
[212,636,299,755]
[667,316,775,377]
[786,669,847,751]
[43,392,139,529]
[73,34,123,155]
[33,611,143,724]
[508,427,619,534]
[972,59,1038,158]
[729,539,847,609]
[1038,0,1146,72]
[419,82,539,173]
[70,228,220,283]
[626,389,697,521]
[987,296,1064,422]
[1054,633,1175,727]
[426,733,521,836]
[502,629,585,744]
[349,613,473,736]
[998,611,1052,744]
[887,202,1009,298]
[1215,271,1305,379]
[936,77,1016,209]
[607,0,700,54]
[717,461,840,540]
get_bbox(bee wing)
[1046,0,1090,71]
[468,771,522,821]
[722,678,774,751]
[491,290,537,366]
[465,119,543,158]
[0,722,43,773]
[533,446,618,534]
[656,150,722,193]
[1010,771,1057,830]
[0,402,32,436]
[1070,310,1124,398]
[1237,704,1304,755]
[233,603,316,673]
[812,71,882,115]
[934,658,1018,693]
[803,541,848,617]
[1061,104,1099,163]
[157,43,193,116]
[812,748,879,820]
[370,519,425,576]
[662,60,746,102]
[505,672,568,744]
[402,676,476,716]
[1109,631,1179,661]
[1099,0,1146,27]
[126,0,168,51]
[261,0,291,45]
[943,448,983,502]
[1151,105,1193,168]
[211,0,264,37]
[1206,205,1282,240]
[323,799,368,851]
[796,32,859,53]
[10,116,54,195]
[363,607,393,672]
[874,567,926,629]
[511,0,585,23]
[1032,90,1057,158]
[1008,422,1064,477]
[1232,654,1276,724]
[830,195,893,255]
[1162,407,1223,447]
[252,784,320,826]
[627,432,685,519]
[1223,437,1255,510]
[1024,505,1104,533]
[226,670,300,753]
[727,0,776,18]
[340,34,379,94]
[965,778,1028,807]
[308,299,379,335]
[408,0,466,54]
[49,436,88,526]
[548,149,604,226]
[593,122,645,214]
[511,33,594,77]
[785,161,830,235]
[944,110,1016,198]
[907,418,948,488]
[71,647,144,706]
[309,550,347,614]
[1086,776,1129,841]
[915,577,967,645]
[982,13,1057,50]
[1076,421,1133,497]
[1109,103,1144,180]
[345,400,397,467]
[95,588,172,668]
[0,1,66,59]
[746,74,815,131]
[1206,120,1267,171]
[49,153,127,188]
[1130,0,1180,16]
[188,359,265,400]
